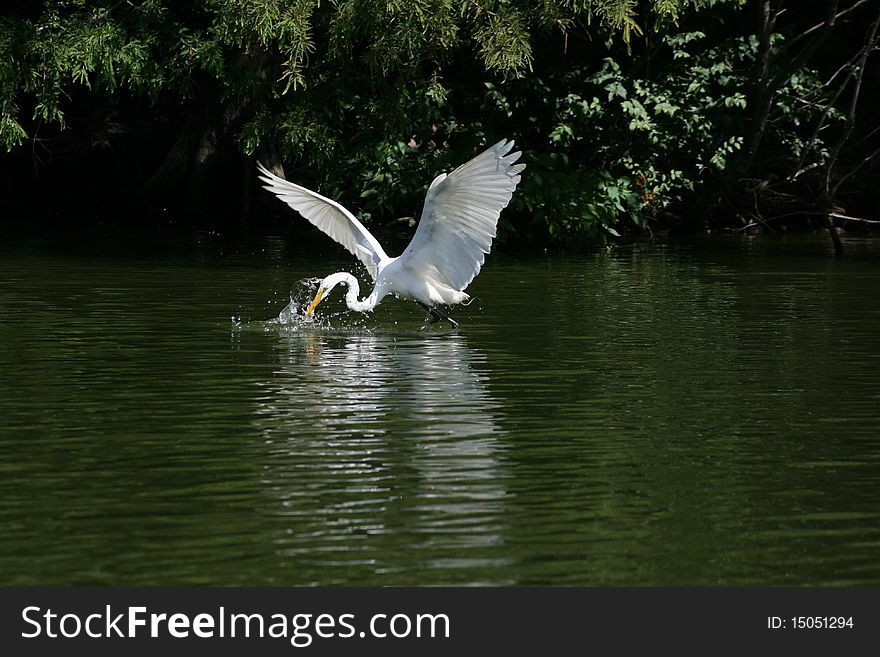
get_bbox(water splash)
[273,298,307,324]
[264,277,323,328]
[259,277,372,332]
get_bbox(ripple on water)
[2,234,880,585]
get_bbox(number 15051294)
[767,616,854,630]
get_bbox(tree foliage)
[0,1,695,148]
[1,1,878,246]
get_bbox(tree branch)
[789,63,855,181]
[832,142,880,193]
[827,11,880,197]
[768,0,840,92]
[778,0,870,58]
[830,212,880,224]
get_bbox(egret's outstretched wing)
[257,162,388,280]
[399,139,524,292]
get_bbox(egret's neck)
[331,272,378,312]
[344,279,376,312]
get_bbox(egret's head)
[304,272,352,317]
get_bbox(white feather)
[256,162,389,280]
[399,139,525,295]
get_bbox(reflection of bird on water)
[252,331,509,562]
[257,140,524,327]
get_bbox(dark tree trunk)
[139,66,259,223]
[684,0,853,234]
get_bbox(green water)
[1,228,879,585]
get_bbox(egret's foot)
[417,302,458,328]
[443,314,459,329]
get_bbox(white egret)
[257,139,524,327]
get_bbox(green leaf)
[605,80,627,100]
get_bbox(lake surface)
[1,226,879,586]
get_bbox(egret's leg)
[431,305,459,328]
[416,301,439,324]
[416,301,459,328]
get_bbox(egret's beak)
[305,288,327,317]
